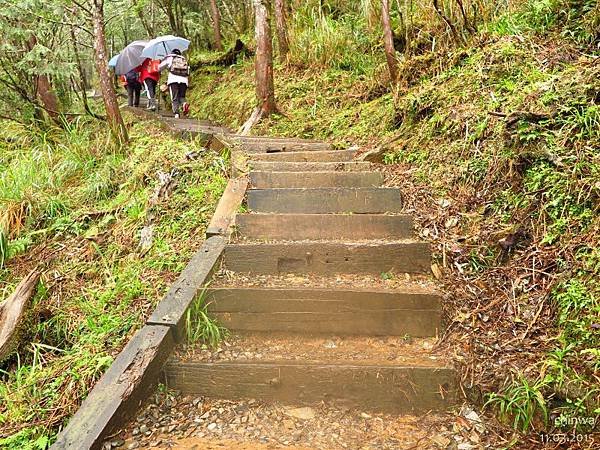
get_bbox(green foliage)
[0,116,227,446]
[485,373,551,432]
[184,289,227,347]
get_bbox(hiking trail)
[53,110,460,450]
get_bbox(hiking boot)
[182,102,190,116]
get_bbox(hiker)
[125,67,142,107]
[140,58,160,111]
[158,49,190,119]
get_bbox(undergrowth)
[188,0,599,445]
[0,115,227,447]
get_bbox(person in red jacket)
[139,58,160,111]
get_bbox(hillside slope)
[188,3,599,445]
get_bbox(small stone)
[360,413,372,419]
[218,408,225,414]
[241,415,248,423]
[111,439,124,448]
[127,443,140,450]
[139,425,148,434]
[207,423,218,431]
[431,435,451,448]
[284,407,316,420]
[132,428,139,436]
[458,444,475,450]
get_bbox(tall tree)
[240,0,277,134]
[209,0,224,50]
[381,0,398,82]
[274,0,289,61]
[92,0,128,144]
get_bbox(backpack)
[125,69,139,84]
[169,55,189,77]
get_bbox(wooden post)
[382,0,398,83]
[209,0,224,51]
[92,0,128,145]
[274,0,290,62]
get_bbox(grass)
[0,113,227,447]
[184,288,228,347]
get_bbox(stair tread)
[175,334,450,368]
[250,149,356,162]
[210,272,438,294]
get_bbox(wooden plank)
[223,241,431,275]
[249,161,370,172]
[235,214,413,240]
[250,149,356,162]
[164,360,457,413]
[147,236,226,341]
[206,177,248,237]
[223,136,331,153]
[248,188,402,214]
[51,325,174,450]
[207,288,441,336]
[249,171,383,188]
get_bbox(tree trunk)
[240,0,277,134]
[27,36,61,122]
[274,0,290,61]
[92,0,128,145]
[253,0,276,115]
[382,0,398,83]
[209,0,224,51]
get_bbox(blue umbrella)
[141,35,190,60]
[115,40,148,75]
[108,54,119,68]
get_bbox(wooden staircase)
[163,137,457,414]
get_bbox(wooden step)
[225,136,331,153]
[248,188,402,214]
[250,171,383,188]
[223,241,431,275]
[235,214,413,240]
[249,161,370,172]
[250,149,355,162]
[164,336,456,414]
[206,287,441,337]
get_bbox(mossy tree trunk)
[209,0,224,51]
[240,0,277,134]
[92,0,128,145]
[382,0,398,83]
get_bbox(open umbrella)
[141,35,190,60]
[108,54,119,69]
[115,40,148,75]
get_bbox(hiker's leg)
[126,84,134,107]
[134,83,141,107]
[145,80,156,109]
[169,84,179,114]
[180,84,188,104]
[180,84,189,115]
